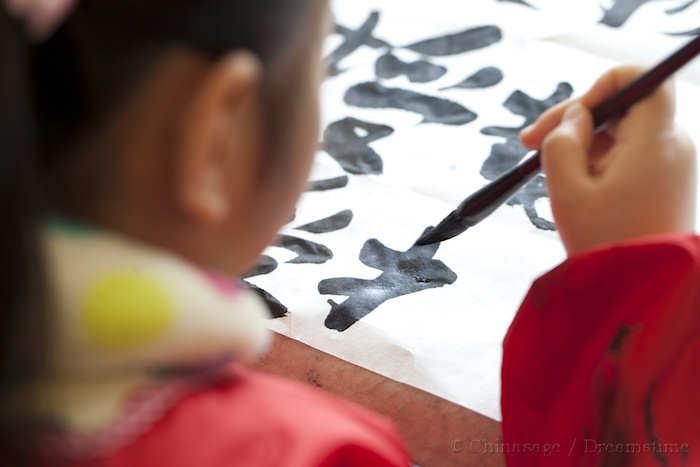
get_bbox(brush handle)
[593,35,700,127]
[456,152,540,221]
[509,35,700,191]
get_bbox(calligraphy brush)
[416,34,700,246]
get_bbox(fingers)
[614,80,676,141]
[521,65,676,149]
[541,103,595,197]
[521,99,577,149]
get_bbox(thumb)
[541,103,594,197]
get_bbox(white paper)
[247,0,700,420]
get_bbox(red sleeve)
[501,234,700,467]
[75,365,410,467]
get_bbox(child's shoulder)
[87,364,410,467]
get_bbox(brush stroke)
[666,0,698,14]
[295,210,354,234]
[404,25,502,56]
[242,255,287,318]
[345,81,477,125]
[307,175,349,192]
[327,11,390,76]
[600,0,660,27]
[481,83,573,140]
[242,255,278,279]
[442,66,503,90]
[480,82,574,230]
[243,281,288,318]
[319,228,457,331]
[275,235,333,264]
[323,117,394,175]
[375,52,447,83]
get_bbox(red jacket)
[69,366,410,467]
[502,234,700,466]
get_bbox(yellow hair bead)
[82,271,174,351]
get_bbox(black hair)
[0,1,320,463]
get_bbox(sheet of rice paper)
[244,0,700,420]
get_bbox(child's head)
[37,0,328,274]
[0,0,328,452]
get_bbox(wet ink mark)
[307,175,349,192]
[275,235,334,264]
[319,228,457,331]
[322,117,394,175]
[327,11,390,76]
[306,369,323,388]
[295,210,354,234]
[480,83,574,230]
[242,255,288,318]
[404,25,502,56]
[442,66,503,90]
[375,52,447,83]
[345,81,477,125]
[600,0,661,27]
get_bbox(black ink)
[306,369,323,388]
[241,256,288,319]
[602,0,700,30]
[600,0,660,27]
[480,83,573,230]
[327,11,390,76]
[518,175,555,230]
[275,235,333,264]
[608,325,633,353]
[497,0,535,7]
[345,81,477,125]
[242,255,278,279]
[295,210,354,234]
[244,281,289,318]
[375,52,447,83]
[404,25,502,56]
[442,66,503,90]
[307,175,349,192]
[319,228,457,331]
[481,83,573,140]
[322,117,394,175]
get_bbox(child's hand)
[520,66,696,256]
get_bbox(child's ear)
[177,51,263,224]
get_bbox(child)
[0,1,696,467]
[505,66,698,466]
[0,1,409,466]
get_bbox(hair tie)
[3,0,76,41]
